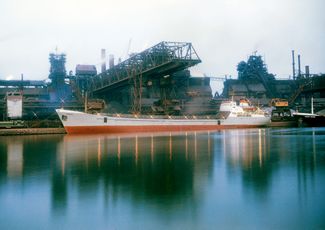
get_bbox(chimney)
[292,50,296,80]
[298,54,301,78]
[20,73,24,92]
[101,49,106,73]
[109,55,114,69]
[305,66,310,77]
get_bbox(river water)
[0,128,324,229]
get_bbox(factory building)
[220,53,325,113]
[0,43,324,124]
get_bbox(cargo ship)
[56,100,270,134]
[293,111,325,127]
[292,98,325,127]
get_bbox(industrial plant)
[0,41,324,130]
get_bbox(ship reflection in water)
[0,128,324,229]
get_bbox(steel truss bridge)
[89,41,201,91]
[88,41,201,113]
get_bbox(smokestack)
[298,54,301,78]
[20,73,24,92]
[101,49,106,73]
[292,50,296,80]
[109,55,114,69]
[305,65,310,78]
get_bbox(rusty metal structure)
[90,42,201,93]
[87,41,207,114]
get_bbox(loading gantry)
[88,41,201,114]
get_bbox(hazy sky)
[0,0,324,92]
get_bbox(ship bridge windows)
[62,115,68,121]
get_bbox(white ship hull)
[56,109,270,134]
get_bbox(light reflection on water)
[0,128,324,229]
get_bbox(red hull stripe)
[64,124,266,134]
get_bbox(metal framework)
[89,41,201,95]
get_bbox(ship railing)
[98,113,228,120]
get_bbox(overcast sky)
[0,0,324,92]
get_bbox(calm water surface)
[0,128,325,230]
